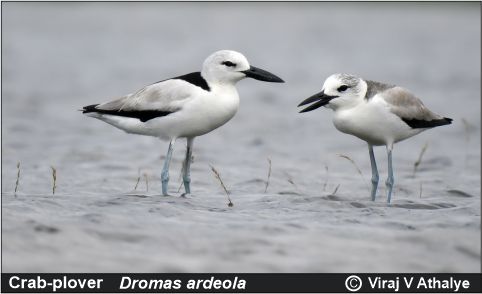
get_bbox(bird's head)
[298,73,367,112]
[202,50,284,85]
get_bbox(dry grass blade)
[134,168,141,190]
[134,177,141,190]
[264,158,272,193]
[285,172,298,189]
[462,118,470,144]
[14,162,20,195]
[323,164,329,191]
[177,181,183,193]
[177,164,185,193]
[337,154,369,190]
[143,173,149,192]
[413,143,429,176]
[287,178,296,187]
[51,166,57,195]
[419,182,423,198]
[209,164,233,207]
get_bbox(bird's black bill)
[298,91,338,113]
[242,66,284,83]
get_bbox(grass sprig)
[209,164,233,207]
[264,158,272,193]
[14,162,20,196]
[413,143,428,176]
[51,166,57,195]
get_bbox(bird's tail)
[81,104,100,113]
[443,117,453,124]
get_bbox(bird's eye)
[222,61,237,67]
[337,85,349,92]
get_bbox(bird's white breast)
[175,85,240,138]
[332,96,423,146]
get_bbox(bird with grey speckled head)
[298,73,452,203]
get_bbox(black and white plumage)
[298,73,452,203]
[83,50,284,196]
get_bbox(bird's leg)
[182,137,194,195]
[161,139,176,196]
[368,144,379,201]
[385,144,394,203]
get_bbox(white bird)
[83,50,284,196]
[298,73,452,203]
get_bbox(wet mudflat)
[2,2,480,272]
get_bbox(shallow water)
[2,2,480,272]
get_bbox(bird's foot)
[180,192,191,198]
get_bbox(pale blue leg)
[182,137,194,195]
[161,139,176,196]
[368,145,379,201]
[386,145,394,203]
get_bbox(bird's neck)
[209,82,239,96]
[330,97,364,112]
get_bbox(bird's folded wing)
[95,79,201,113]
[382,87,443,121]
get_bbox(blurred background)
[1,2,480,272]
